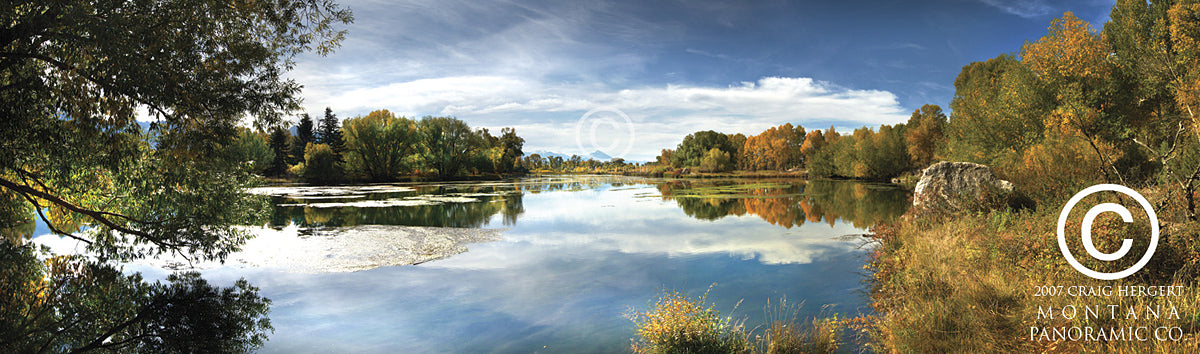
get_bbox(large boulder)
[912,162,1017,213]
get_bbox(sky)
[289,0,1117,161]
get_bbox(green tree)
[808,124,909,181]
[673,131,736,167]
[726,133,748,168]
[0,0,351,350]
[1023,12,1134,184]
[700,148,734,172]
[269,126,292,176]
[419,117,481,179]
[498,127,525,173]
[945,54,1050,165]
[226,128,275,175]
[291,113,315,164]
[0,0,351,260]
[343,110,418,181]
[318,107,345,157]
[0,243,272,352]
[1106,0,1200,219]
[303,143,342,184]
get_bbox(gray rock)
[913,162,1014,212]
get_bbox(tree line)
[656,2,1200,216]
[229,108,526,183]
[652,105,945,181]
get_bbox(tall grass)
[629,289,843,354]
[865,186,1200,353]
[759,299,841,354]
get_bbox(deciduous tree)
[343,110,418,181]
[673,131,737,167]
[905,104,947,169]
[0,0,351,350]
[303,143,342,184]
[419,117,481,179]
[0,0,351,260]
[498,127,525,173]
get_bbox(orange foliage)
[741,123,805,171]
[740,189,805,228]
[1022,12,1110,81]
[1169,3,1200,125]
[798,130,825,163]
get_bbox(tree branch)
[0,175,147,239]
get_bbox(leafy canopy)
[0,0,352,261]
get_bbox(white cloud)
[979,0,1053,18]
[285,0,913,161]
[301,76,909,161]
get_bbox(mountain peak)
[589,150,612,160]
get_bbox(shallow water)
[33,175,910,352]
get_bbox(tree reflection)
[0,243,272,352]
[658,179,910,228]
[269,186,526,228]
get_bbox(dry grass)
[758,299,841,354]
[866,186,1200,353]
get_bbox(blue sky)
[289,0,1117,161]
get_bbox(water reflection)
[175,175,902,352]
[26,175,912,352]
[268,185,527,228]
[658,179,910,229]
[265,176,909,232]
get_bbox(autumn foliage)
[741,123,805,171]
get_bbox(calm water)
[33,175,910,352]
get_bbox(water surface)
[36,175,910,352]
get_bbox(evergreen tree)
[318,107,345,156]
[291,113,315,164]
[269,126,291,176]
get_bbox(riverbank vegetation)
[231,109,528,184]
[637,105,947,182]
[866,2,1200,353]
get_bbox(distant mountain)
[527,150,570,159]
[527,150,625,162]
[588,150,612,161]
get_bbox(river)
[29,175,909,352]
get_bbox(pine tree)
[291,113,315,164]
[318,107,345,157]
[268,126,291,176]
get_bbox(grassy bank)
[864,186,1200,353]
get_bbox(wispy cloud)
[979,0,1053,18]
[284,0,1106,160]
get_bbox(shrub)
[630,290,846,354]
[629,290,751,354]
